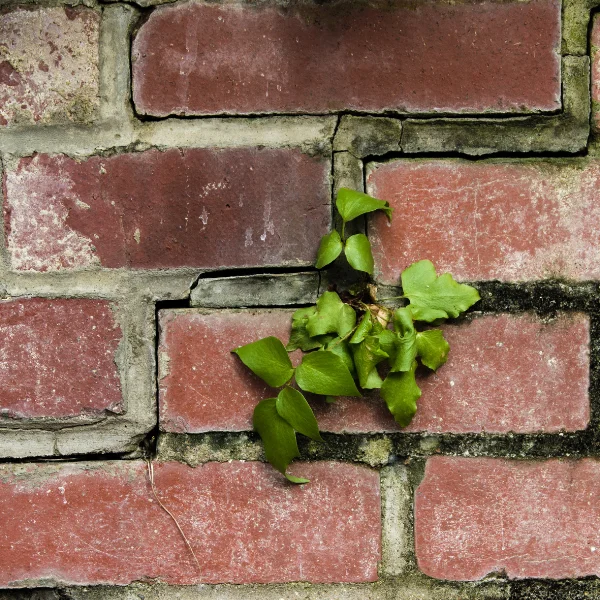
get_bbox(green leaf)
[388,330,417,373]
[388,307,417,372]
[416,329,450,371]
[401,260,480,322]
[349,312,373,345]
[306,291,356,338]
[352,335,389,389]
[325,396,337,404]
[315,230,343,269]
[253,398,307,483]
[336,188,393,222]
[381,362,422,427]
[295,350,361,397]
[373,328,396,356]
[344,234,374,274]
[233,336,294,387]
[393,307,415,336]
[286,306,322,352]
[276,387,323,442]
[324,338,356,375]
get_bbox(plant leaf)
[295,350,361,397]
[401,260,480,322]
[233,336,294,387]
[306,291,356,338]
[388,330,417,373]
[276,387,323,442]
[315,230,344,269]
[416,329,450,371]
[352,335,388,389]
[344,234,374,274]
[380,362,422,427]
[253,398,307,483]
[286,306,322,352]
[325,338,356,375]
[349,312,373,345]
[336,188,393,222]
[387,307,417,372]
[393,307,415,336]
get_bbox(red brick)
[415,456,600,580]
[368,160,600,283]
[0,6,99,127]
[0,298,122,420]
[3,149,330,271]
[159,310,589,434]
[132,0,560,117]
[0,460,380,585]
[159,309,296,432]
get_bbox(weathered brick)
[159,310,589,434]
[0,298,122,420]
[367,159,600,283]
[133,0,560,117]
[159,310,295,432]
[3,149,330,271]
[415,456,600,580]
[0,6,99,127]
[0,460,380,585]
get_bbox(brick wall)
[1,1,600,599]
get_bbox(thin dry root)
[146,459,201,574]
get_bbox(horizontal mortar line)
[157,431,600,461]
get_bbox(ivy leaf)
[380,362,422,427]
[344,234,374,274]
[401,260,480,322]
[324,338,356,375]
[233,336,294,387]
[349,312,373,345]
[393,307,415,336]
[387,307,417,372]
[416,329,450,371]
[253,398,308,483]
[352,335,388,389]
[336,188,393,222]
[286,306,322,352]
[276,387,323,442]
[373,328,396,356]
[389,330,417,373]
[306,291,356,338]
[315,230,343,269]
[295,350,361,397]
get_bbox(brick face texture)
[415,457,600,580]
[0,299,122,419]
[0,460,380,585]
[159,310,589,434]
[0,6,99,127]
[2,0,600,594]
[3,149,330,271]
[132,0,561,116]
[367,160,600,283]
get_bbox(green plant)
[233,188,480,483]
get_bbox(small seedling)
[233,188,480,482]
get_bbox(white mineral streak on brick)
[0,7,99,127]
[6,156,100,271]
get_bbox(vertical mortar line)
[118,293,159,447]
[0,153,9,281]
[98,3,139,129]
[586,313,600,437]
[379,463,413,578]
